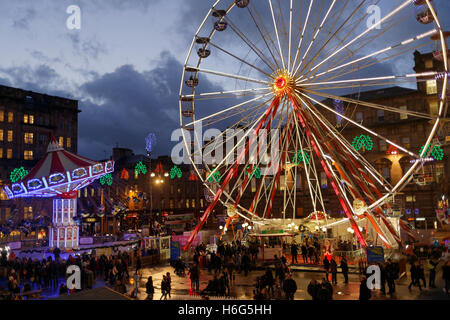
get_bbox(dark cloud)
[67,33,108,61]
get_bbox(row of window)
[0,111,73,131]
[0,130,71,148]
[0,148,33,160]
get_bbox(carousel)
[3,134,114,250]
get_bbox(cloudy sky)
[0,0,449,160]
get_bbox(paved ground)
[2,262,448,300]
[131,263,450,300]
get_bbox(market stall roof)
[248,233,294,237]
[3,134,114,199]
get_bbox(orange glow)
[275,77,287,90]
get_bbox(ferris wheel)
[179,0,448,250]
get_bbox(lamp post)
[146,133,156,225]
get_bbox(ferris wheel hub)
[272,69,294,95]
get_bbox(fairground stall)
[3,134,114,250]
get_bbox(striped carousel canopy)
[3,134,114,199]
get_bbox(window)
[0,110,4,122]
[24,150,33,160]
[169,199,174,209]
[429,101,439,116]
[186,199,190,208]
[24,206,33,220]
[7,112,13,123]
[59,137,64,147]
[24,133,34,144]
[0,129,3,141]
[200,198,204,208]
[24,114,34,124]
[426,80,438,95]
[425,59,433,69]
[7,130,13,142]
[0,148,3,159]
[401,137,410,149]
[320,172,327,188]
[379,140,387,152]
[66,137,71,148]
[134,171,138,180]
[377,110,385,122]
[7,149,12,159]
[406,195,416,202]
[399,106,408,120]
[356,112,363,123]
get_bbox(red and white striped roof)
[25,134,97,181]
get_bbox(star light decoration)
[120,168,129,180]
[100,174,113,186]
[10,167,28,183]
[352,135,373,152]
[245,165,262,179]
[145,133,157,154]
[135,161,148,176]
[170,165,182,179]
[419,144,444,161]
[292,150,311,165]
[207,170,222,183]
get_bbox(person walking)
[385,259,397,294]
[427,257,438,288]
[340,257,349,284]
[408,261,422,292]
[417,262,426,288]
[160,275,168,300]
[330,257,338,285]
[282,274,297,300]
[145,276,154,300]
[166,272,172,298]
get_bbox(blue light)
[145,133,157,154]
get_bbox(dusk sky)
[0,0,449,160]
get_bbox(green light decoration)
[135,161,147,176]
[100,174,113,186]
[208,170,222,183]
[170,165,182,179]
[245,166,261,179]
[419,144,444,161]
[10,167,28,183]
[352,135,373,152]
[292,150,311,165]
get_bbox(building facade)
[0,85,79,223]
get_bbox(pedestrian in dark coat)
[282,275,297,300]
[291,243,298,264]
[307,279,319,300]
[323,256,330,280]
[145,276,154,300]
[442,260,450,295]
[301,244,308,263]
[340,257,349,284]
[359,277,371,300]
[330,258,338,285]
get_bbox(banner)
[366,246,385,263]
[170,241,181,261]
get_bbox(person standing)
[145,276,154,300]
[291,242,298,264]
[323,256,330,281]
[282,274,297,300]
[340,257,349,284]
[307,279,319,300]
[330,257,338,285]
[418,262,426,288]
[408,261,422,292]
[160,275,168,300]
[359,276,372,301]
[301,244,308,264]
[166,272,172,298]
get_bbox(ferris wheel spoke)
[183,93,272,127]
[268,0,286,70]
[223,15,278,72]
[288,0,293,71]
[308,0,411,75]
[299,71,439,87]
[208,41,273,78]
[182,87,271,99]
[186,66,270,85]
[292,0,337,77]
[291,0,314,74]
[300,29,438,84]
[295,0,363,80]
[300,92,421,159]
[303,89,436,120]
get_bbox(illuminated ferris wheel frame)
[179,0,448,250]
